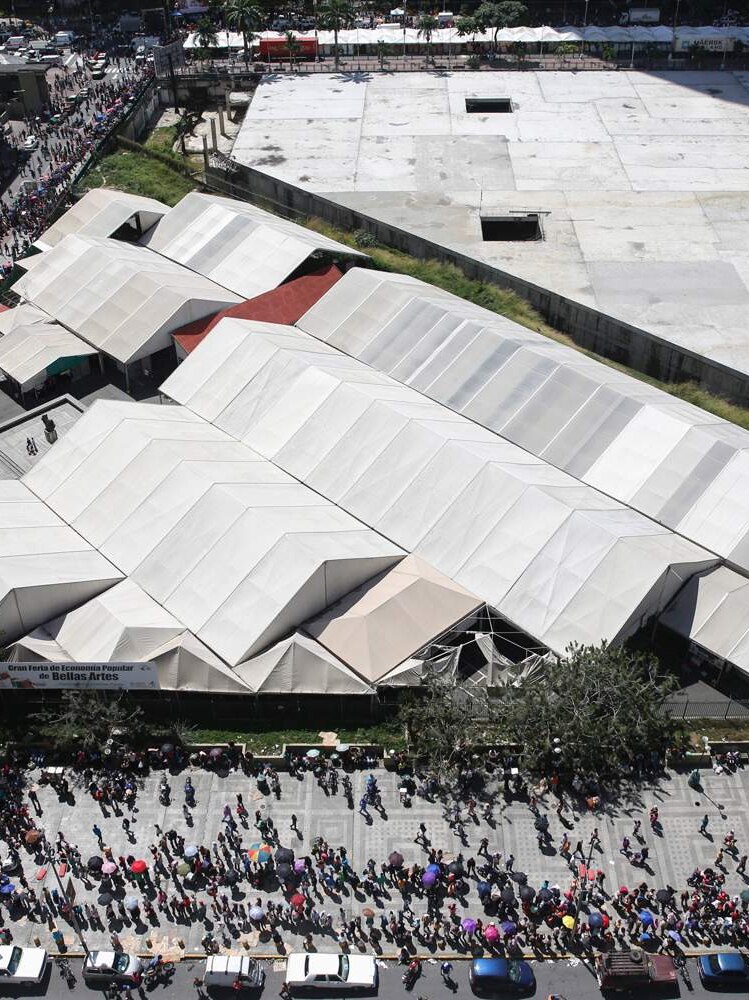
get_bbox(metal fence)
[665,698,749,721]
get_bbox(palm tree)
[417,13,439,67]
[195,15,218,65]
[317,0,356,70]
[225,0,264,68]
[376,39,391,69]
[284,30,301,70]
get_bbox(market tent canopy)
[305,554,482,682]
[13,234,241,365]
[0,480,122,642]
[145,192,366,300]
[23,399,404,666]
[36,188,168,251]
[0,319,97,390]
[11,578,253,693]
[161,318,716,653]
[298,267,749,579]
[660,566,749,675]
[234,632,372,694]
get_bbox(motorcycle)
[402,959,421,990]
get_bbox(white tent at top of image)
[161,318,717,654]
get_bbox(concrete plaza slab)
[5,762,749,956]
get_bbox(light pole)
[45,846,90,957]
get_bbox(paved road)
[3,762,749,956]
[0,953,718,1000]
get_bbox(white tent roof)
[36,188,168,251]
[234,632,371,694]
[0,320,97,390]
[305,554,482,682]
[0,479,122,642]
[13,234,241,365]
[145,192,366,300]
[23,400,404,666]
[660,567,749,675]
[11,578,252,693]
[0,303,54,335]
[161,318,716,653]
[298,268,749,576]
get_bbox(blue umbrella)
[426,863,441,875]
[477,881,491,897]
[639,910,654,926]
[668,930,682,942]
[0,884,15,895]
[588,911,603,929]
[500,920,517,935]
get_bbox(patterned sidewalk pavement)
[3,759,749,956]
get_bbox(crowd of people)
[0,741,748,986]
[0,53,154,276]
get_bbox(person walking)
[737,854,747,875]
[92,824,103,845]
[700,814,709,836]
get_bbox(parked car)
[82,951,142,985]
[698,953,749,988]
[469,959,536,997]
[0,946,49,984]
[203,955,264,989]
[285,953,377,991]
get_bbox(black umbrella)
[97,892,113,905]
[448,860,464,877]
[222,870,239,885]
[388,851,404,868]
[512,871,528,885]
[656,888,673,903]
[87,856,103,871]
[276,862,294,881]
[275,847,294,864]
[538,888,553,901]
[519,885,535,902]
[160,743,174,754]
[501,886,516,903]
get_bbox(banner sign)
[152,38,187,78]
[0,662,159,690]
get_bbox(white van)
[203,956,264,989]
[6,36,27,50]
[41,53,62,66]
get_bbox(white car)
[0,945,49,984]
[285,954,377,991]
[82,951,142,985]
[21,135,39,151]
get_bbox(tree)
[455,14,479,39]
[417,14,439,66]
[37,690,145,750]
[284,29,301,69]
[376,39,392,69]
[496,642,682,782]
[397,668,498,778]
[194,15,218,63]
[555,40,578,61]
[508,39,526,65]
[317,0,356,70]
[225,0,264,68]
[474,0,527,51]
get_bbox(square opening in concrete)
[465,97,513,113]
[480,214,542,241]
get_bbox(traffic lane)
[0,957,731,1000]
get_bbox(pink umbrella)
[101,861,117,874]
[484,924,500,943]
[294,860,306,873]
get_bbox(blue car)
[698,953,749,988]
[469,959,536,997]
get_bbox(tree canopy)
[398,642,682,783]
[37,690,145,749]
[225,0,264,66]
[474,0,528,48]
[317,0,356,68]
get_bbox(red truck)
[256,37,318,60]
[596,951,677,992]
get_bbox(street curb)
[49,949,715,962]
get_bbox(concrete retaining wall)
[203,161,749,405]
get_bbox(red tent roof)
[173,264,344,355]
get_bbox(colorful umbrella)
[562,915,575,929]
[247,843,273,864]
[177,861,191,875]
[422,871,437,886]
[484,924,500,942]
[0,884,15,895]
[500,921,518,935]
[588,911,603,929]
[130,860,147,874]
[426,863,441,875]
[102,862,117,874]
[388,851,404,867]
[639,910,654,926]
[461,917,477,934]
[294,860,306,873]
[290,893,306,908]
[24,830,42,844]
